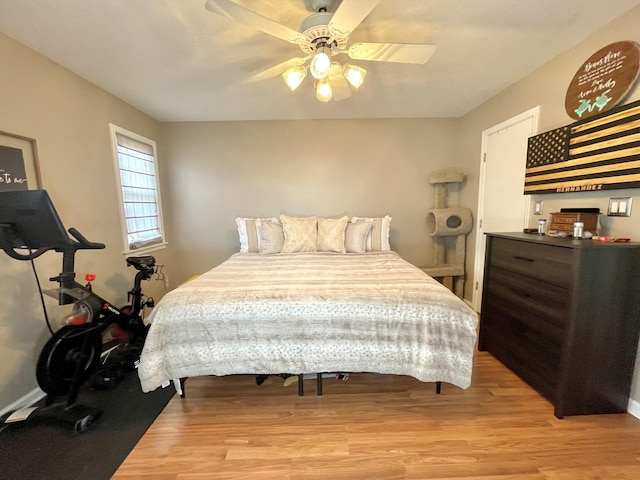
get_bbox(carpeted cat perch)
[421,168,473,299]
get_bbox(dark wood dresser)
[479,232,640,418]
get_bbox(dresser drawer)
[482,266,568,342]
[488,237,572,288]
[481,298,564,360]
[481,291,565,372]
[480,324,559,402]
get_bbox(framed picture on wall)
[0,131,42,191]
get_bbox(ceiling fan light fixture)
[310,44,332,80]
[204,0,437,105]
[343,64,366,89]
[315,78,333,102]
[282,65,307,91]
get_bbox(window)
[109,124,166,254]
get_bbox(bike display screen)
[0,189,73,251]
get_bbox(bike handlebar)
[67,228,106,250]
[1,227,104,261]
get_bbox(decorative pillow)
[257,219,284,254]
[350,215,392,251]
[280,215,318,253]
[344,220,373,253]
[235,217,278,253]
[317,216,348,253]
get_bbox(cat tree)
[421,168,473,299]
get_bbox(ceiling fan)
[204,0,436,102]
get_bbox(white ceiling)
[1,0,639,122]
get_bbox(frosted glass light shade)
[282,65,307,91]
[343,64,367,89]
[310,46,331,80]
[316,78,332,102]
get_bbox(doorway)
[471,106,540,311]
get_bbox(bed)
[137,215,479,395]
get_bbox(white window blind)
[110,125,165,253]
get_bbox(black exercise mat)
[0,369,174,480]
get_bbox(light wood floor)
[113,352,640,479]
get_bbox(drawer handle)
[513,255,535,262]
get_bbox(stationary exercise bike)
[35,249,156,404]
[0,190,157,433]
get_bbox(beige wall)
[159,119,461,283]
[0,32,168,409]
[455,5,640,404]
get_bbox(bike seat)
[126,255,156,270]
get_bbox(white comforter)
[138,251,478,392]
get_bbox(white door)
[471,107,540,311]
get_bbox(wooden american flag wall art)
[525,98,640,194]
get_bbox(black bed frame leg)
[298,374,304,396]
[435,381,442,394]
[179,377,187,398]
[317,373,323,396]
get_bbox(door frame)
[471,106,540,311]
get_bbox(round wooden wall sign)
[565,41,640,121]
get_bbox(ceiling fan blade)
[328,0,382,37]
[246,56,310,83]
[347,43,436,64]
[328,63,352,102]
[204,0,305,45]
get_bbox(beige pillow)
[345,220,373,253]
[350,215,392,251]
[280,215,318,253]
[235,217,278,253]
[317,216,348,253]
[257,219,284,254]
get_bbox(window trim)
[109,123,167,255]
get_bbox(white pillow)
[257,219,284,254]
[280,215,318,253]
[344,220,373,253]
[317,216,348,253]
[235,217,278,253]
[350,215,392,251]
